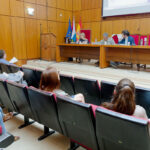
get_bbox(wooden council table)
[56,44,150,69]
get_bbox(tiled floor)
[5,114,85,150]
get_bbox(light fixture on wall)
[27,7,35,16]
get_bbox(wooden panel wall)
[73,0,150,42]
[0,0,72,63]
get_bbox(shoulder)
[135,105,146,112]
[0,59,10,65]
[134,105,148,119]
[129,36,134,40]
[53,89,68,96]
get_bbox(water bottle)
[140,39,143,45]
[144,37,147,46]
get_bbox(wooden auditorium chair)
[6,81,34,129]
[0,79,16,112]
[96,107,150,150]
[27,87,62,141]
[74,77,101,105]
[100,81,116,104]
[60,74,75,96]
[57,95,99,150]
[22,67,39,88]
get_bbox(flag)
[66,18,72,40]
[76,19,82,41]
[71,17,76,42]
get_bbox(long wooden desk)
[56,44,150,69]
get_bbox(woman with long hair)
[102,78,148,119]
[40,67,85,103]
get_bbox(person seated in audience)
[40,67,85,103]
[102,78,148,119]
[0,71,27,85]
[119,30,135,46]
[0,50,10,65]
[95,33,115,66]
[0,107,20,141]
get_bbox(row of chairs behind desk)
[0,63,150,150]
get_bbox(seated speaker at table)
[77,33,89,44]
[97,33,115,45]
[119,30,135,46]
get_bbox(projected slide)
[103,0,150,17]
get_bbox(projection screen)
[103,0,150,17]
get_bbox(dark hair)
[0,50,5,59]
[122,30,130,36]
[40,67,60,92]
[102,78,136,115]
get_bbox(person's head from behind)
[122,30,130,39]
[0,50,6,59]
[40,67,60,92]
[103,33,109,41]
[80,32,86,40]
[102,78,136,115]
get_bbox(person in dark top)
[40,67,85,103]
[119,30,135,46]
[102,78,148,118]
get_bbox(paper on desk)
[9,57,18,63]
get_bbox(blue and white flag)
[71,17,76,42]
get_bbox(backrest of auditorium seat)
[57,96,99,150]
[6,81,34,120]
[27,87,62,133]
[34,69,42,87]
[0,63,11,73]
[0,80,16,112]
[100,81,116,104]
[22,67,39,88]
[74,77,101,105]
[96,107,150,150]
[9,65,20,73]
[60,74,75,95]
[136,86,150,118]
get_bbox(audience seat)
[0,79,16,112]
[9,65,20,73]
[34,69,42,87]
[136,86,150,118]
[74,77,101,105]
[96,107,150,150]
[22,67,39,88]
[60,74,75,95]
[57,96,99,150]
[6,81,34,127]
[100,81,116,104]
[27,87,62,140]
[0,63,11,73]
[0,133,14,148]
